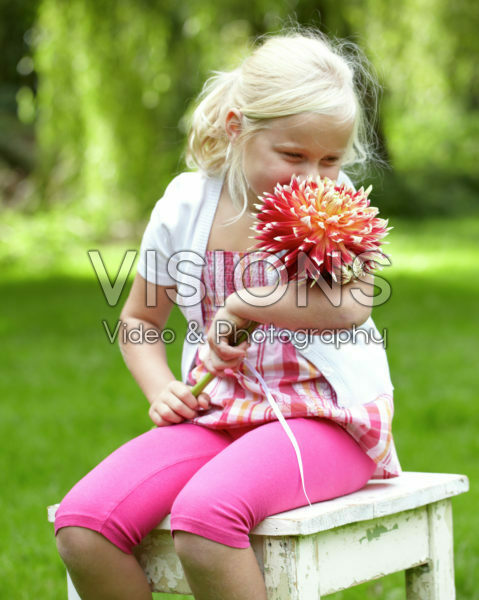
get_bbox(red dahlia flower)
[252,175,391,284]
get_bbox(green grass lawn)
[0,217,478,598]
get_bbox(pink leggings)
[54,418,375,553]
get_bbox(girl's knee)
[56,526,101,566]
[173,530,219,564]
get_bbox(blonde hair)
[186,29,381,216]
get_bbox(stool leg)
[262,536,321,600]
[67,571,82,600]
[405,500,455,599]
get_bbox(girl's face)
[238,113,354,204]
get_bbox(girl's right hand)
[149,381,211,427]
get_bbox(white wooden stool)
[49,472,468,599]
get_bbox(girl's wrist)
[225,292,250,322]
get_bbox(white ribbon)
[244,359,313,507]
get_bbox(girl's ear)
[225,109,243,142]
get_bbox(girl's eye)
[283,152,303,159]
[323,157,340,165]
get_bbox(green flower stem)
[190,371,215,397]
[190,321,258,397]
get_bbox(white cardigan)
[137,171,394,409]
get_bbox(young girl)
[55,30,401,600]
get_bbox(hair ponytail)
[186,69,240,175]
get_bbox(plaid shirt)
[187,251,401,479]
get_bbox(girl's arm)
[119,273,210,424]
[201,274,375,376]
[225,273,375,331]
[119,273,177,399]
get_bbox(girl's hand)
[149,381,211,427]
[202,305,251,376]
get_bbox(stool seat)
[49,471,468,599]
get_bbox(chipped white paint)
[47,504,58,523]
[263,535,321,599]
[48,472,468,599]
[405,500,455,599]
[132,529,192,594]
[317,507,429,595]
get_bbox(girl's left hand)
[201,305,251,376]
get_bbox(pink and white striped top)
[187,251,401,479]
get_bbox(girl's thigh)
[170,418,376,548]
[54,423,233,553]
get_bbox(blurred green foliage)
[0,0,478,268]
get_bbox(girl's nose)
[297,164,340,182]
[298,166,320,182]
[308,165,341,182]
